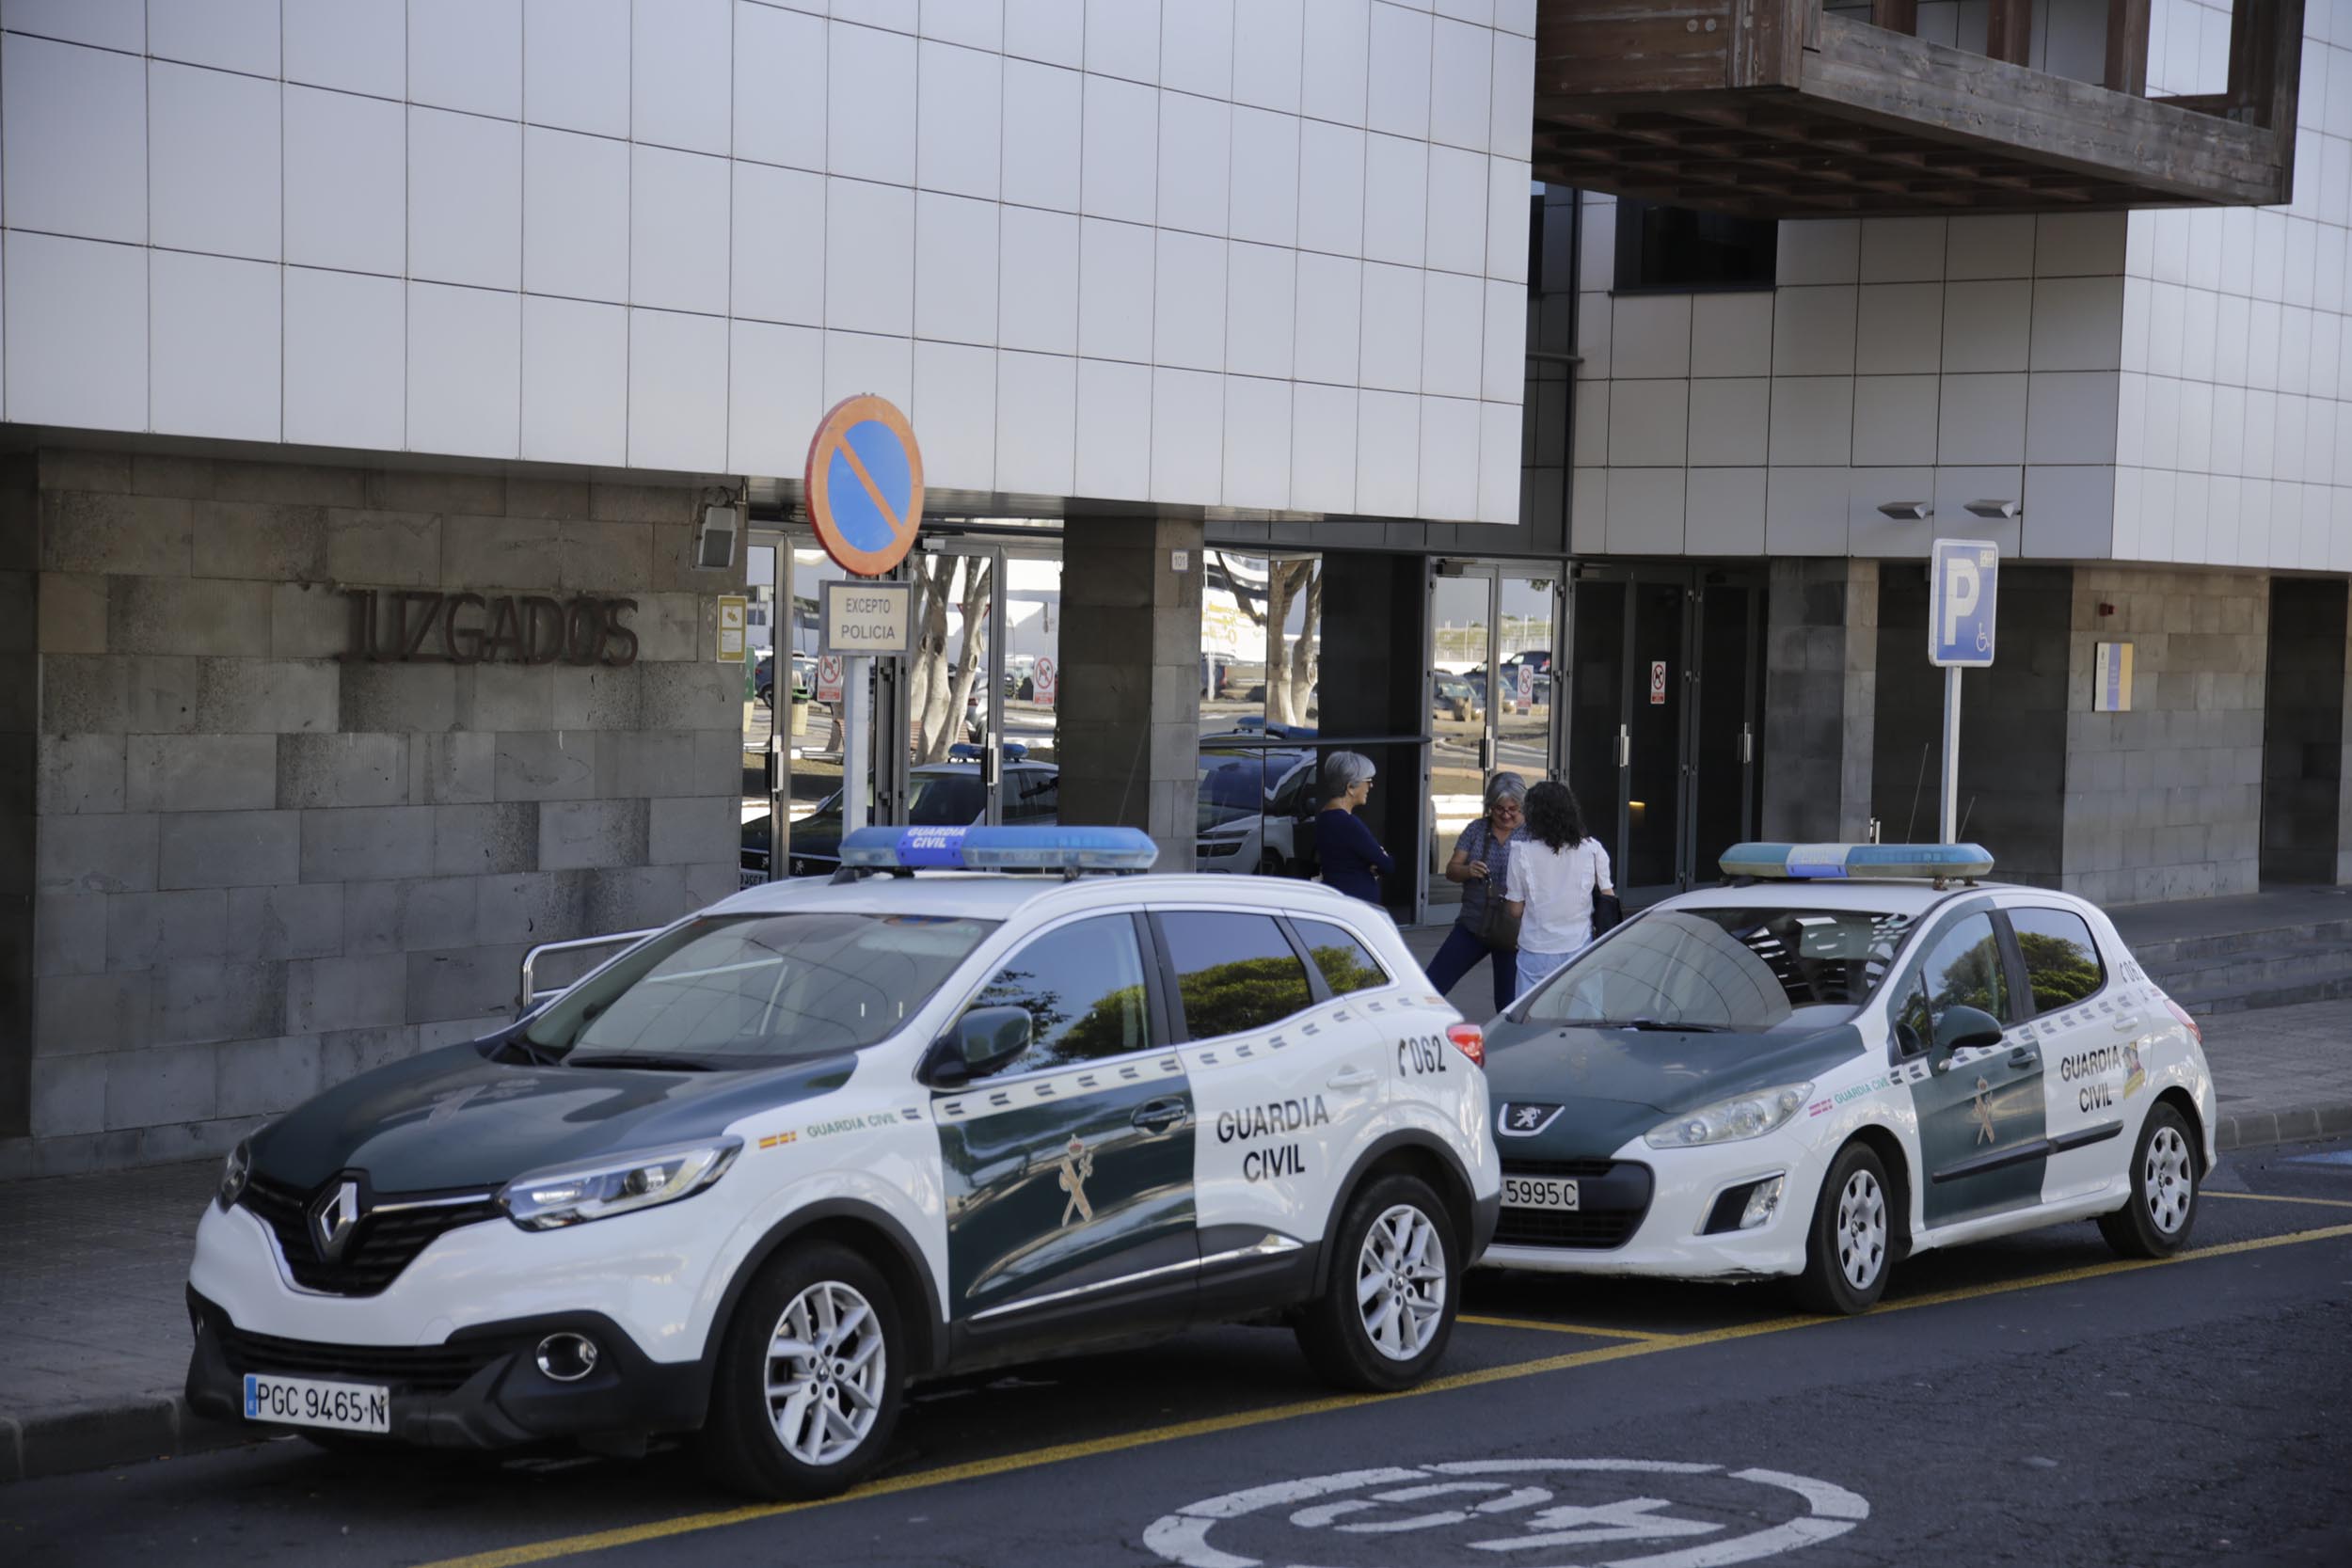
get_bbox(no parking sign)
[1034,656,1057,707]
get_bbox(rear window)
[1160,911,1314,1038]
[2010,907,2106,1013]
[1293,919,1390,995]
[1521,907,1915,1034]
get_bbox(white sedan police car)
[185,828,1499,1497]
[1478,843,2215,1314]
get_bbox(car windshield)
[1198,752,1270,830]
[1520,907,1916,1034]
[526,912,998,1069]
[906,771,986,826]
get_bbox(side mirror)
[1932,1005,2004,1053]
[925,1006,1032,1088]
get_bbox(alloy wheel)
[764,1280,888,1466]
[1357,1203,1447,1362]
[1836,1169,1887,1291]
[2145,1125,2194,1235]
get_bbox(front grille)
[1497,1158,1654,1250]
[242,1174,503,1297]
[215,1320,502,1396]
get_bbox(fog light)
[536,1333,599,1382]
[1740,1175,1785,1230]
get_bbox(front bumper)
[1474,1140,1812,1280]
[185,1289,708,1449]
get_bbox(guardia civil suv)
[186,827,1499,1497]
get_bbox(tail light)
[1445,1022,1485,1068]
[2163,998,2201,1047]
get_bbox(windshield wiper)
[492,1032,565,1067]
[565,1053,717,1072]
[1582,1018,1732,1034]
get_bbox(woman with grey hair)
[1422,771,1527,1017]
[1313,751,1393,905]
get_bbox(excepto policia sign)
[339,589,639,667]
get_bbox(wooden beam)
[2106,0,2150,95]
[1986,0,2033,64]
[1870,0,1919,35]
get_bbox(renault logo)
[310,1180,362,1261]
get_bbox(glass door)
[1426,569,1494,911]
[1685,576,1763,884]
[1622,578,1687,905]
[912,544,1003,826]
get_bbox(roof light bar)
[1718,842,1994,882]
[837,825,1161,874]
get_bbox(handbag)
[1472,822,1521,951]
[1588,846,1623,937]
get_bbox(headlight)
[1645,1083,1813,1149]
[217,1140,251,1211]
[499,1139,742,1230]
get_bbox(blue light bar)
[1718,842,1994,881]
[837,825,1161,874]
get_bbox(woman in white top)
[1502,781,1614,999]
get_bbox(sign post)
[1929,539,1999,845]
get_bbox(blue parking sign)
[1929,538,1998,668]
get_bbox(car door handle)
[2008,1049,2037,1069]
[1131,1098,1188,1133]
[1327,1067,1378,1090]
[2112,1017,2143,1033]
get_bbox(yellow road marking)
[2204,1189,2352,1211]
[1458,1314,1674,1342]
[415,1220,2352,1568]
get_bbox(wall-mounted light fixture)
[1963,499,2021,519]
[1876,500,1932,520]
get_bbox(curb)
[0,1392,252,1485]
[2215,1099,2352,1155]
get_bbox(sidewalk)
[4,986,2347,1486]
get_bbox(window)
[2010,908,2106,1013]
[1293,919,1390,995]
[1005,768,1057,823]
[1522,908,1915,1033]
[1613,200,1776,293]
[970,916,1152,1072]
[1893,913,2010,1053]
[1159,912,1314,1039]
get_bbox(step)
[2167,973,2352,1019]
[2132,918,2352,968]
[2145,939,2352,992]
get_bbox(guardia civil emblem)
[1056,1136,1095,1226]
[1969,1076,1996,1144]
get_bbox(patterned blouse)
[1452,816,1518,930]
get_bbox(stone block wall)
[6,450,743,1176]
[2062,566,2268,905]
[1760,559,1878,844]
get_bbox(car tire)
[1295,1174,1460,1392]
[1795,1142,1894,1315]
[2097,1103,2199,1259]
[703,1243,906,1500]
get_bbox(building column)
[1057,516,1203,872]
[1759,559,1878,844]
[0,452,32,1141]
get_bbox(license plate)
[243,1372,390,1433]
[1503,1176,1581,1212]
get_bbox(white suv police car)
[186,827,1499,1497]
[1478,843,2216,1313]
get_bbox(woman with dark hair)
[1503,781,1613,998]
[1422,771,1526,1017]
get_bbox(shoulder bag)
[1474,822,1522,952]
[1588,843,1623,938]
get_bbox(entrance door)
[912,541,1064,832]
[1424,566,1564,917]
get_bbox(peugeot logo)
[310,1179,362,1262]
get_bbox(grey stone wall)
[1,454,36,1140]
[2062,566,2268,905]
[7,450,742,1177]
[1760,559,1878,844]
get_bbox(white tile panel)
[2022,465,2117,560]
[998,205,1080,354]
[2,0,142,51]
[529,127,630,305]
[919,40,1004,199]
[1766,376,1852,466]
[2032,211,2126,277]
[1356,388,1420,515]
[630,0,732,152]
[2150,208,2190,284]
[1481,277,1519,403]
[828,21,919,183]
[1764,467,1849,555]
[1078,217,1156,362]
[1294,251,1362,384]
[1608,379,1688,467]
[2237,385,2270,478]
[1152,230,1226,371]
[1486,156,1530,284]
[1223,372,1292,509]
[1494,0,1536,31]
[2278,389,2311,480]
[1607,467,1684,554]
[1075,356,1152,499]
[2281,304,2313,393]
[1233,0,1305,112]
[2025,371,2121,464]
[1844,465,1934,557]
[1230,108,1302,247]
[1082,75,1158,224]
[1291,380,1357,511]
[1423,145,1487,277]
[732,161,826,325]
[2116,372,2145,467]
[825,178,917,336]
[628,308,729,470]
[1937,372,2029,465]
[2203,472,2240,565]
[1851,375,1941,467]
[1365,2,1432,139]
[1002,60,1084,211]
[1420,270,1481,398]
[1685,467,1765,554]
[1577,290,1611,379]
[149,0,278,74]
[1688,377,1769,467]
[1297,121,1366,255]
[1086,0,1161,82]
[408,281,521,459]
[2214,292,2250,385]
[1358,261,1422,391]
[286,87,405,277]
[527,0,630,137]
[1418,393,1479,519]
[1362,135,1429,266]
[1610,294,1692,379]
[2,37,147,244]
[2247,296,2281,388]
[996,348,1078,492]
[1859,217,1946,282]
[822,327,913,408]
[409,109,524,291]
[285,0,405,99]
[1161,0,1233,97]
[735,2,828,168]
[151,250,278,442]
[1227,243,1297,379]
[2312,312,2342,401]
[2218,205,2256,293]
[913,339,998,489]
[728,319,824,474]
[2318,227,2347,314]
[1476,398,1518,523]
[1569,466,1604,552]
[1488,28,1534,162]
[284,266,404,451]
[2029,277,2125,371]
[2212,384,2247,475]
[2180,287,2219,383]
[2252,210,2288,300]
[1776,220,1860,285]
[1771,285,1858,376]
[1158,91,1232,237]
[521,295,628,465]
[1690,293,1772,377]
[915,192,1000,345]
[1853,283,1943,375]
[410,0,522,120]
[1946,214,2036,280]
[1301,0,1372,127]
[1428,16,1489,152]
[1004,0,1084,68]
[836,0,918,32]
[2186,207,2224,292]
[1570,379,1606,467]
[1576,198,1614,292]
[1925,466,2025,555]
[922,0,1005,51]
[2145,281,2186,379]
[631,146,733,315]
[1940,280,2032,372]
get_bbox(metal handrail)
[516,928,661,1013]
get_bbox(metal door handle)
[1131,1099,1187,1132]
[1327,1067,1377,1090]
[1478,736,1495,771]
[2007,1049,2037,1069]
[1616,724,1630,768]
[2112,1017,2142,1033]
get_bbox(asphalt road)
[8,1140,2351,1568]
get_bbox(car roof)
[707,870,1375,924]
